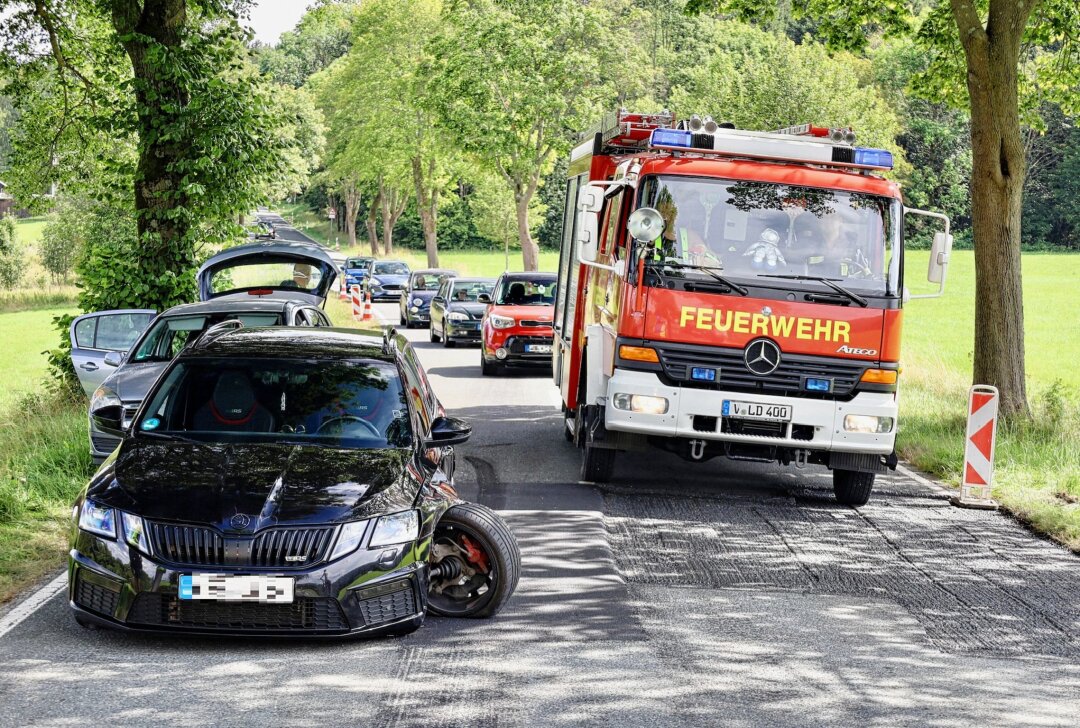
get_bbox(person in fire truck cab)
[651,189,719,266]
[793,210,875,279]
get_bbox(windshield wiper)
[647,260,748,296]
[757,274,868,308]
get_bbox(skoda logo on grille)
[744,338,781,376]
[229,513,251,531]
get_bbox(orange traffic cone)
[360,291,375,322]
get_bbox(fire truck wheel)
[833,470,875,506]
[581,442,616,482]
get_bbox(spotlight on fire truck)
[702,115,719,134]
[628,207,665,242]
[687,114,704,132]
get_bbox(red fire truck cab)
[552,111,952,505]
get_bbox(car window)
[398,345,437,429]
[78,312,155,351]
[345,258,371,269]
[138,358,412,448]
[132,313,283,362]
[74,317,97,349]
[449,280,494,303]
[411,273,444,290]
[373,262,409,276]
[494,278,557,306]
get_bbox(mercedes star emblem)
[744,338,781,376]
[229,513,251,530]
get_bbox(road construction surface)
[1,216,1077,727]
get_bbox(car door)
[430,280,449,335]
[70,310,156,396]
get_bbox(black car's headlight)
[329,520,368,562]
[369,510,419,548]
[446,311,470,323]
[79,499,116,538]
[121,512,152,555]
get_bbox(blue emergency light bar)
[648,127,894,171]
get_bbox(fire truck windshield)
[640,176,900,298]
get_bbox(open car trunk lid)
[197,241,339,306]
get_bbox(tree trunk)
[953,0,1032,418]
[342,180,360,248]
[516,195,538,271]
[366,190,381,256]
[379,187,408,257]
[112,0,197,309]
[412,155,439,268]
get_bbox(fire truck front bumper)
[603,369,897,455]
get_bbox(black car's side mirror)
[477,293,492,303]
[425,416,471,447]
[91,405,126,437]
[104,351,125,367]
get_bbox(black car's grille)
[127,594,350,632]
[356,583,417,627]
[655,343,868,399]
[148,523,336,569]
[74,575,120,617]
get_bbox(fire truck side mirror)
[576,186,604,263]
[904,206,952,300]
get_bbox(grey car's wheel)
[428,503,520,619]
[430,323,440,343]
[400,311,407,326]
[833,470,875,506]
[443,330,456,348]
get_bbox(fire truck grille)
[655,344,868,399]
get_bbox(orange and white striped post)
[951,384,1000,510]
[350,285,364,321]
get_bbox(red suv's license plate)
[722,400,792,422]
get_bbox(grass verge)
[0,287,79,314]
[0,391,93,604]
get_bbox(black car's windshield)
[131,313,282,362]
[641,176,899,297]
[494,278,556,305]
[373,262,409,276]
[137,358,411,448]
[449,280,494,302]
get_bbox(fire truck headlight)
[613,393,669,415]
[489,314,515,329]
[843,415,894,434]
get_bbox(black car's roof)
[159,298,294,317]
[451,277,496,285]
[183,327,391,362]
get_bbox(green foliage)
[255,1,361,87]
[0,216,22,289]
[38,195,95,281]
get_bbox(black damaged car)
[69,325,520,638]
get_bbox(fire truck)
[551,110,952,505]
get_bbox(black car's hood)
[89,439,418,529]
[448,301,487,316]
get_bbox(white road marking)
[0,571,66,639]
[896,462,954,497]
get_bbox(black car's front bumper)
[69,532,430,639]
[445,320,482,342]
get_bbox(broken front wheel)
[427,503,520,618]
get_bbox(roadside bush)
[39,216,82,282]
[0,216,23,289]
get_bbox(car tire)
[400,312,407,326]
[443,332,456,348]
[430,324,440,343]
[427,503,520,619]
[833,469,875,506]
[480,354,500,377]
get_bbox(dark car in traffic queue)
[73,240,339,463]
[429,277,497,348]
[363,260,411,301]
[71,326,521,638]
[399,268,457,328]
[479,272,557,375]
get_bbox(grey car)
[73,240,338,462]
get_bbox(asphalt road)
[1,219,1078,726]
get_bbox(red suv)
[480,272,557,376]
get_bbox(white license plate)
[722,400,792,422]
[179,574,294,603]
[525,344,552,354]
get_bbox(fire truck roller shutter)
[602,367,897,456]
